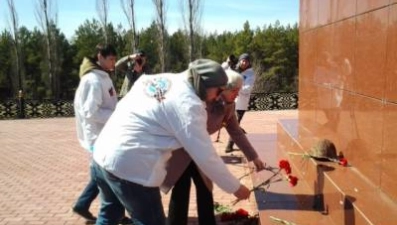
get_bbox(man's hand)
[252,158,266,171]
[233,184,250,200]
[129,53,140,60]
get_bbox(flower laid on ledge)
[214,202,258,225]
[269,216,299,225]
[288,152,349,167]
[287,139,350,167]
[328,157,349,167]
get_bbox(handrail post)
[18,90,25,119]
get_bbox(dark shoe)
[225,147,234,153]
[72,207,97,222]
[225,141,234,153]
[119,216,134,224]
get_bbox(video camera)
[135,50,146,66]
[136,58,143,66]
[227,54,238,71]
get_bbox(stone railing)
[0,92,298,120]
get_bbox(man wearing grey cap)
[91,59,251,225]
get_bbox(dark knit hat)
[239,53,250,61]
[189,59,227,87]
[188,59,227,100]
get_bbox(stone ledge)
[276,118,397,225]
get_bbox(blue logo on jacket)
[144,77,171,102]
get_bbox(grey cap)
[239,53,250,61]
[189,59,227,88]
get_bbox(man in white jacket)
[72,44,118,223]
[92,59,251,225]
[225,53,256,153]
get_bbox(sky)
[1,0,299,40]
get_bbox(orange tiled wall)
[299,0,397,203]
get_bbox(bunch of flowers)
[251,160,299,192]
[215,160,299,224]
[215,160,298,224]
[278,160,299,187]
[233,160,298,205]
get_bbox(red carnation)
[284,166,292,174]
[288,175,298,187]
[279,160,292,174]
[339,158,348,167]
[235,208,249,217]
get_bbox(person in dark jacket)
[225,53,256,153]
[116,50,146,97]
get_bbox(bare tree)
[152,0,167,72]
[97,0,109,43]
[35,0,59,98]
[180,0,203,61]
[120,0,138,52]
[6,0,22,95]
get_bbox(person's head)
[188,59,227,103]
[221,69,243,103]
[95,44,117,71]
[237,53,251,72]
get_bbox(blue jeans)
[92,161,166,225]
[74,163,99,212]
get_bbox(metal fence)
[0,92,298,120]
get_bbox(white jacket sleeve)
[165,98,241,194]
[240,70,255,96]
[80,79,114,124]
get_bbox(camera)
[136,58,143,66]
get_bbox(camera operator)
[221,54,238,71]
[116,50,146,97]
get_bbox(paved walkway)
[0,110,297,225]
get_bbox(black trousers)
[167,162,216,225]
[226,110,246,149]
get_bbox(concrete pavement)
[0,110,297,225]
